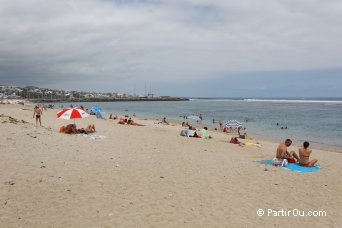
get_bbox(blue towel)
[258,160,321,173]
[283,163,321,173]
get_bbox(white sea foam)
[244,99,342,104]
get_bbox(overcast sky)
[0,0,342,97]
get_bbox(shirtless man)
[33,105,42,126]
[276,139,300,162]
[299,141,318,167]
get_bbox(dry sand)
[0,104,341,227]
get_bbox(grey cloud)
[0,0,342,93]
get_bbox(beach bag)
[272,158,288,167]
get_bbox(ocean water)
[56,98,342,151]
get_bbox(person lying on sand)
[109,114,118,120]
[118,117,145,126]
[60,124,77,134]
[118,117,127,125]
[127,118,145,126]
[276,139,300,162]
[60,124,96,134]
[77,124,96,134]
[299,141,318,167]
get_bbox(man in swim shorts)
[33,105,42,126]
[276,139,300,162]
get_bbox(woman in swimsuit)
[299,141,318,167]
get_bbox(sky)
[0,0,342,97]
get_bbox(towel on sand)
[283,163,321,173]
[80,133,107,140]
[258,160,321,173]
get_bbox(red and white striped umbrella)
[57,107,89,120]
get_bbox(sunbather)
[195,127,212,139]
[276,139,300,162]
[182,122,190,127]
[128,118,145,126]
[60,124,96,134]
[299,141,318,167]
[229,137,245,146]
[60,124,77,134]
[160,117,170,125]
[77,124,96,134]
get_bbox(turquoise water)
[56,98,342,151]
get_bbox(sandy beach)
[1,103,341,227]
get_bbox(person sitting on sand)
[182,122,190,127]
[33,105,43,126]
[299,141,318,167]
[185,126,196,137]
[229,137,245,146]
[118,117,128,125]
[195,127,212,139]
[127,117,133,125]
[276,139,300,163]
[108,114,118,120]
[160,117,170,125]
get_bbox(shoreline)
[18,100,342,153]
[5,102,342,153]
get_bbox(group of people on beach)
[59,124,96,134]
[32,104,319,168]
[276,139,318,167]
[117,116,145,126]
[180,126,212,139]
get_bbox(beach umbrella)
[224,120,242,128]
[187,115,201,121]
[57,107,89,123]
[91,106,102,112]
[96,111,107,119]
